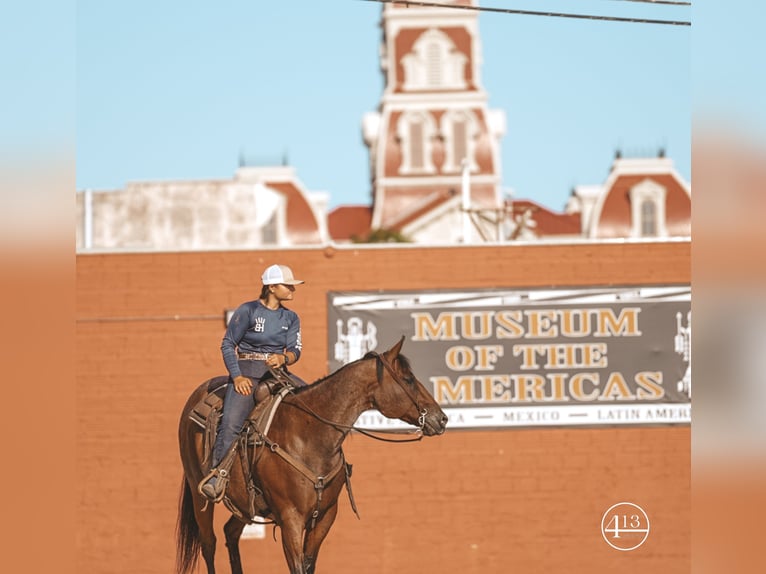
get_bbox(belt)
[237,352,271,361]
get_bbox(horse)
[176,336,448,574]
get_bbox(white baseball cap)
[261,264,304,285]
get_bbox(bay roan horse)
[176,337,448,574]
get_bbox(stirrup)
[198,468,229,503]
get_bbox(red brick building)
[76,240,689,573]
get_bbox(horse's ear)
[384,335,406,359]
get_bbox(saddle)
[189,370,300,449]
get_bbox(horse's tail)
[175,476,201,574]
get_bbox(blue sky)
[75,0,692,211]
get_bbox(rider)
[200,263,304,501]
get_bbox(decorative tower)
[362,0,506,242]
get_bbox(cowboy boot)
[198,441,239,502]
[200,468,229,501]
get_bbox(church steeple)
[363,0,506,237]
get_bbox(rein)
[288,401,425,443]
[284,353,428,444]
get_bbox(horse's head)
[367,337,448,436]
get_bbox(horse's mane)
[290,352,413,395]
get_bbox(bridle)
[281,352,430,443]
[368,351,429,430]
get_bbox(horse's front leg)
[223,515,247,574]
[302,502,339,574]
[280,510,309,574]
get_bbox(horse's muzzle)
[423,411,448,436]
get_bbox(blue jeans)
[211,360,268,467]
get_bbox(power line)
[606,0,690,5]
[357,0,691,26]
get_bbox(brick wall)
[76,241,690,573]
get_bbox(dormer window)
[397,111,436,174]
[629,179,667,238]
[401,29,467,91]
[261,210,278,244]
[640,200,657,236]
[440,109,479,173]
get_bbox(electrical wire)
[356,0,691,26]
[604,0,690,5]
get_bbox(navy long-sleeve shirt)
[221,300,302,379]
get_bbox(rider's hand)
[233,375,253,395]
[266,353,287,369]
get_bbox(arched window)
[629,179,667,238]
[452,117,466,166]
[440,109,479,173]
[640,200,657,236]
[261,210,278,244]
[426,42,443,87]
[410,120,424,170]
[402,29,467,91]
[397,111,436,174]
